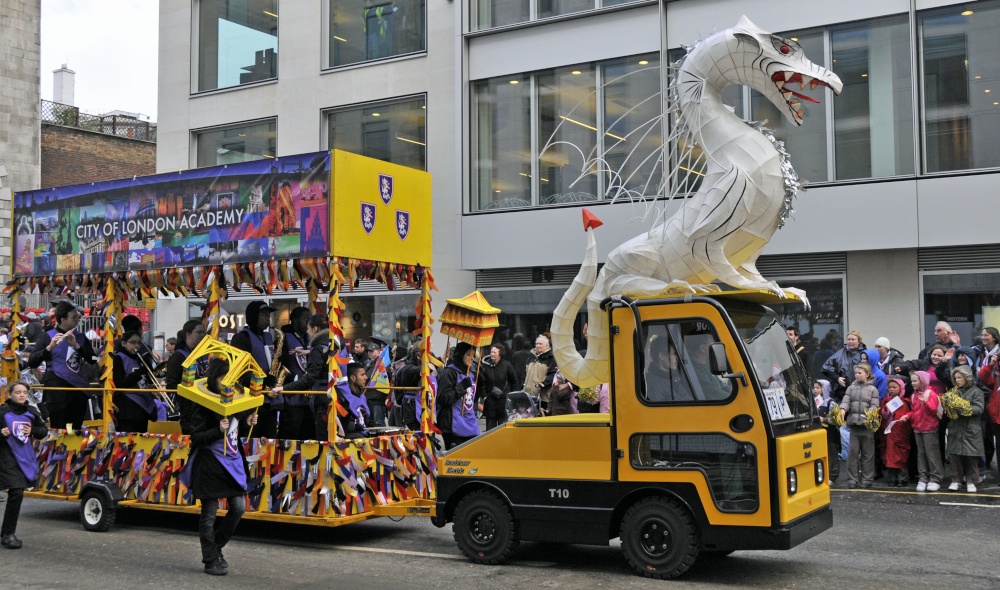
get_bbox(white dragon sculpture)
[551,16,843,388]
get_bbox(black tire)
[452,489,519,564]
[80,490,116,532]
[620,496,699,579]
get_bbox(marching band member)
[276,307,314,439]
[165,320,208,434]
[27,301,99,430]
[112,330,158,432]
[273,313,328,440]
[184,359,256,576]
[0,381,48,549]
[229,302,280,438]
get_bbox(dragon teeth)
[785,71,794,81]
[775,80,785,89]
[782,91,793,100]
[800,75,813,90]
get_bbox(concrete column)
[846,248,920,358]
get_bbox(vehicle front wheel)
[620,496,699,579]
[80,490,116,532]
[452,489,519,565]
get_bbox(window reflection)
[195,120,277,167]
[325,97,427,170]
[328,0,426,68]
[921,1,1000,172]
[197,0,278,92]
[750,28,829,183]
[473,54,660,211]
[832,15,914,179]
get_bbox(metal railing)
[41,99,156,142]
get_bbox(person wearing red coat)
[880,377,912,486]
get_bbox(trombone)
[135,351,176,414]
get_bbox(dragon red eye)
[780,45,791,54]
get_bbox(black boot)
[1,534,22,549]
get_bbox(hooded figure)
[880,377,912,482]
[436,342,480,449]
[864,349,888,401]
[229,301,281,438]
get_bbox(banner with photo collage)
[13,152,332,278]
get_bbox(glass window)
[472,54,660,211]
[197,0,278,92]
[630,433,759,512]
[325,96,426,170]
[538,66,598,205]
[750,28,829,182]
[832,15,914,180]
[603,54,662,202]
[328,0,425,68]
[194,119,276,167]
[474,0,529,29]
[920,2,1000,172]
[475,75,532,210]
[537,0,594,20]
[641,320,734,403]
[923,271,1000,350]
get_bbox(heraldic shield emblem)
[361,202,376,234]
[379,173,394,205]
[396,209,410,241]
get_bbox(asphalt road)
[2,489,999,589]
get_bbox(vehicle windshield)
[720,300,815,433]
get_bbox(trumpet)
[136,350,176,414]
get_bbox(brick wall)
[41,124,156,188]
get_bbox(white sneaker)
[915,482,927,492]
[927,482,940,492]
[948,482,960,491]
[967,483,977,493]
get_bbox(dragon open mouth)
[771,71,837,124]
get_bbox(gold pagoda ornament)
[439,290,500,346]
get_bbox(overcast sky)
[40,0,159,121]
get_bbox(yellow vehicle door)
[612,301,772,527]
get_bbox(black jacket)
[0,400,48,489]
[436,362,472,436]
[282,331,330,393]
[188,405,251,500]
[480,357,517,421]
[392,358,423,429]
[27,326,99,404]
[112,348,156,422]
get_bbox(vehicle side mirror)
[709,342,730,374]
[709,342,748,388]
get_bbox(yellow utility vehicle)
[433,290,831,579]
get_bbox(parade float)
[3,150,440,528]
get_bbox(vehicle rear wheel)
[452,489,519,565]
[80,490,116,532]
[620,496,699,579]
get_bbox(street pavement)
[2,484,999,590]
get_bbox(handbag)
[489,386,504,400]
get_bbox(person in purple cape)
[185,358,258,576]
[0,381,49,549]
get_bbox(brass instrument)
[136,350,176,414]
[270,329,290,385]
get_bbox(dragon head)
[726,16,843,125]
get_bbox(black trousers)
[1,488,24,536]
[278,405,316,440]
[443,433,474,450]
[198,496,246,564]
[46,395,90,430]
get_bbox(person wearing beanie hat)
[880,377,912,486]
[436,342,480,449]
[872,337,906,382]
[901,370,943,491]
